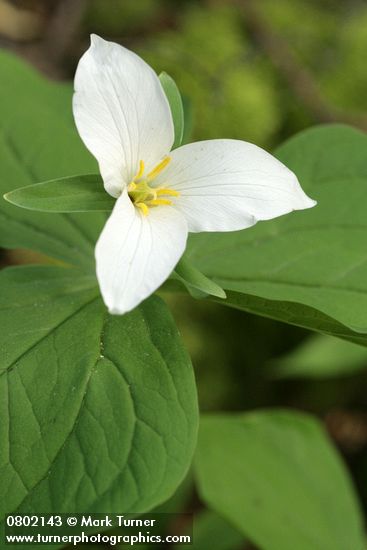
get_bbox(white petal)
[95,192,188,315]
[73,34,174,198]
[154,139,316,232]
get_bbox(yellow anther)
[147,199,172,206]
[134,160,145,181]
[128,156,176,214]
[136,202,149,216]
[156,188,180,197]
[128,181,137,192]
[147,156,171,181]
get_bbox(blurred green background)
[1,0,367,547]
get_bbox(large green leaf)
[184,510,244,550]
[0,266,198,520]
[195,411,364,550]
[4,175,114,213]
[186,125,367,341]
[0,50,105,269]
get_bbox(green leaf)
[159,72,184,149]
[181,96,194,145]
[173,257,227,299]
[0,50,105,270]
[270,333,367,379]
[211,290,367,347]
[0,266,198,522]
[195,411,364,550]
[186,510,244,550]
[186,125,367,342]
[4,175,115,213]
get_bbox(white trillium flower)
[73,34,316,315]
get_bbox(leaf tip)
[216,288,227,300]
[3,191,15,204]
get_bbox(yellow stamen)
[136,202,149,216]
[156,188,180,197]
[134,160,145,181]
[147,156,171,181]
[127,156,176,214]
[147,198,172,206]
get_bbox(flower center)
[127,156,179,215]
